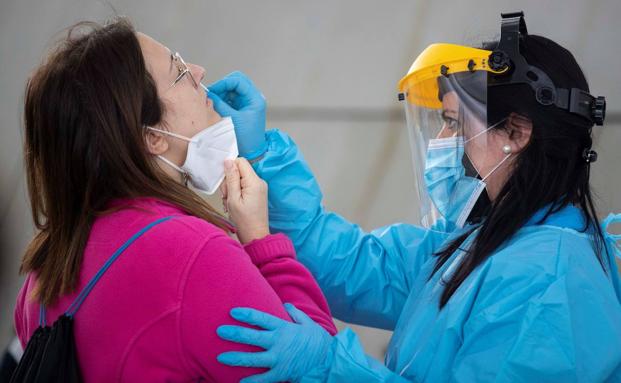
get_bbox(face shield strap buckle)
[489,12,552,93]
[495,11,527,67]
[488,11,607,126]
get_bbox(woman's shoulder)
[98,196,229,241]
[486,224,602,283]
[91,197,237,270]
[90,198,244,296]
[164,213,228,241]
[469,225,615,317]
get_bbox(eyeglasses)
[169,52,198,89]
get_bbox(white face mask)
[146,116,238,195]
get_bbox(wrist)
[243,233,294,266]
[241,140,268,162]
[297,334,336,383]
[237,224,270,244]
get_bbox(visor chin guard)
[489,11,606,126]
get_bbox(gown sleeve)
[253,129,452,330]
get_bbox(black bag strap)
[39,215,175,326]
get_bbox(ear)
[506,113,533,152]
[144,128,169,155]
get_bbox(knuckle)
[250,331,262,343]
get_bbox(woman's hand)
[207,72,267,160]
[217,303,334,383]
[222,158,270,244]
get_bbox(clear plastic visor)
[403,70,498,228]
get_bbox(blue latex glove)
[217,303,334,383]
[206,71,267,159]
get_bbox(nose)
[189,63,205,84]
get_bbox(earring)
[502,145,512,154]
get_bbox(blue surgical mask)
[424,136,487,228]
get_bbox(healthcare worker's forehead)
[137,32,172,87]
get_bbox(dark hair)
[431,34,607,308]
[22,18,230,306]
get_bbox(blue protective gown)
[252,129,621,382]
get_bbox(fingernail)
[224,160,233,170]
[216,326,231,337]
[230,308,245,319]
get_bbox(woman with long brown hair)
[13,18,336,382]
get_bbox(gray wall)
[1,0,620,360]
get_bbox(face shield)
[398,43,506,229]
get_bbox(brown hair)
[22,18,229,305]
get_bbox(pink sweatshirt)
[14,197,337,382]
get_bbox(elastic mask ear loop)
[156,155,191,186]
[145,126,191,185]
[464,117,508,144]
[480,152,512,182]
[460,117,510,181]
[146,126,194,143]
[156,154,185,173]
